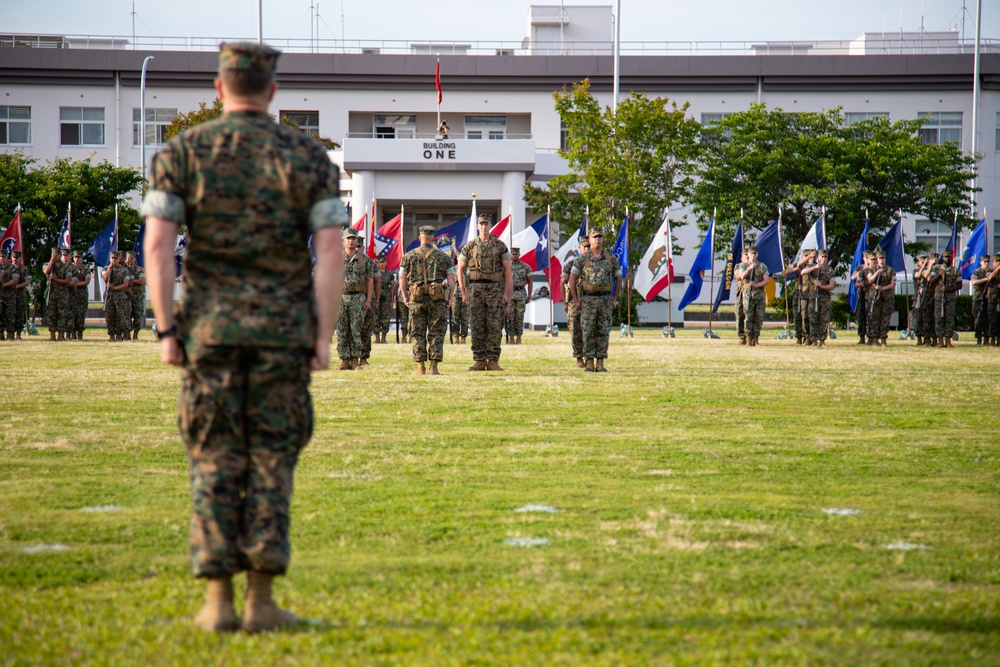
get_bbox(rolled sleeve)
[309,197,349,232]
[140,190,185,223]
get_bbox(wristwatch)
[156,325,177,340]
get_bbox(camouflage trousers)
[506,296,526,338]
[179,342,312,578]
[47,287,70,333]
[397,301,409,343]
[450,298,468,338]
[376,297,392,335]
[934,292,956,339]
[0,289,15,334]
[796,291,813,342]
[807,293,831,342]
[409,299,448,362]
[743,291,766,338]
[106,292,132,337]
[130,289,145,332]
[71,287,88,333]
[15,289,28,333]
[336,293,365,359]
[566,301,583,357]
[868,291,894,340]
[973,296,987,340]
[989,293,1000,339]
[854,293,868,340]
[361,302,376,360]
[468,282,504,362]
[580,294,613,360]
[734,288,746,339]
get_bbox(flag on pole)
[511,214,549,271]
[943,218,959,265]
[490,214,510,240]
[435,59,442,105]
[366,197,377,259]
[406,215,470,254]
[611,214,629,298]
[372,213,403,270]
[463,199,479,249]
[548,217,588,303]
[88,214,118,266]
[174,232,187,275]
[57,206,71,249]
[754,219,784,300]
[847,218,870,312]
[133,222,146,267]
[0,207,23,259]
[794,212,827,261]
[877,219,906,273]
[633,212,674,302]
[712,217,743,313]
[678,217,715,311]
[352,212,366,231]
[959,218,988,279]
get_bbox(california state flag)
[633,212,674,302]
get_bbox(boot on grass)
[194,576,238,633]
[414,361,425,376]
[576,357,585,369]
[338,358,353,371]
[595,358,607,372]
[242,571,298,634]
[584,358,595,372]
[486,360,503,371]
[429,360,440,375]
[468,360,487,371]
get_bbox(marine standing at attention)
[458,214,512,371]
[569,228,623,372]
[141,41,347,633]
[561,234,589,367]
[399,225,455,375]
[506,247,533,344]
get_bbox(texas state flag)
[548,217,588,303]
[511,214,549,271]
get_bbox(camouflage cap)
[993,254,1000,262]
[377,254,387,262]
[802,247,816,253]
[587,228,604,238]
[916,252,928,259]
[126,250,136,258]
[928,252,939,260]
[578,236,590,246]
[51,247,61,254]
[59,247,71,254]
[12,250,22,257]
[874,251,886,258]
[418,225,436,236]
[745,245,759,254]
[218,42,280,75]
[476,214,492,225]
[816,249,828,258]
[980,254,991,261]
[73,250,83,258]
[510,247,520,254]
[342,227,359,239]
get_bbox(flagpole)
[507,205,513,250]
[779,206,790,339]
[666,211,673,336]
[625,207,631,336]
[899,209,912,337]
[708,208,716,337]
[547,204,553,335]
[67,202,72,249]
[436,57,441,129]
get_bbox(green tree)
[524,80,700,254]
[163,97,340,149]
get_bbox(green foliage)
[524,79,699,253]
[0,152,143,306]
[164,97,340,149]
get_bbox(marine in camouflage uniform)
[851,252,873,344]
[909,253,927,345]
[915,253,938,345]
[866,251,896,346]
[337,228,373,368]
[802,249,834,346]
[0,252,18,340]
[126,251,145,340]
[738,246,769,346]
[450,262,469,343]
[931,250,962,347]
[970,254,991,345]
[396,277,410,344]
[356,252,380,367]
[988,254,1000,346]
[400,225,456,375]
[458,214,512,371]
[141,42,348,633]
[795,249,818,345]
[733,250,747,344]
[70,250,92,340]
[105,252,133,342]
[782,250,815,344]
[569,228,623,372]
[13,251,30,340]
[43,248,72,340]
[506,248,533,344]
[561,235,588,367]
[374,256,393,343]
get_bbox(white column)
[500,170,526,234]
[350,170,375,225]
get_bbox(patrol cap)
[60,247,71,255]
[874,251,886,258]
[993,254,1000,262]
[51,247,61,254]
[12,250,22,257]
[126,250,136,258]
[928,252,939,261]
[587,228,604,238]
[816,249,828,258]
[418,225,436,236]
[342,227,359,239]
[73,250,83,258]
[218,42,280,76]
[916,252,928,260]
[578,235,590,246]
[476,214,492,225]
[377,254,387,262]
[979,254,990,262]
[510,247,520,254]
[746,245,759,254]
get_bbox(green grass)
[1,329,998,666]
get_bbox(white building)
[2,5,998,324]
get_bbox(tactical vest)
[579,250,614,293]
[343,253,367,293]
[408,246,447,302]
[466,238,504,282]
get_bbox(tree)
[163,97,340,149]
[524,80,700,254]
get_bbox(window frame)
[60,106,106,147]
[0,105,32,145]
[132,107,178,148]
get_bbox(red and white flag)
[435,59,442,105]
[490,214,510,240]
[352,213,366,231]
[633,212,674,302]
[1,207,24,262]
[547,218,587,303]
[371,213,403,270]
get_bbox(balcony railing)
[344,132,533,141]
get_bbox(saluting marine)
[866,250,895,347]
[801,249,835,346]
[738,245,769,347]
[126,250,145,340]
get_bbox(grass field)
[1,328,998,666]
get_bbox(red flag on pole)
[435,59,442,105]
[1,208,24,262]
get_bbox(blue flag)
[754,220,783,279]
[712,218,743,313]
[678,217,715,311]
[88,216,118,266]
[847,218,870,312]
[959,218,988,279]
[57,212,71,249]
[406,215,470,254]
[611,215,629,297]
[943,221,959,264]
[174,232,187,275]
[133,222,146,268]
[877,219,906,273]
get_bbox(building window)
[915,219,957,254]
[465,114,506,140]
[995,113,1000,151]
[60,107,105,146]
[280,110,320,138]
[918,112,962,145]
[700,112,732,144]
[132,107,177,147]
[373,114,415,139]
[559,121,569,151]
[0,106,31,145]
[844,112,889,125]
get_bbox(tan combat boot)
[133,330,139,340]
[57,331,66,341]
[584,358,595,372]
[414,361,426,376]
[49,330,56,341]
[16,331,22,340]
[429,360,441,375]
[193,576,238,633]
[486,360,503,371]
[739,337,747,345]
[468,360,487,371]
[338,358,353,371]
[515,336,521,345]
[595,358,607,372]
[576,357,585,369]
[945,337,953,348]
[242,571,298,634]
[357,358,370,368]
